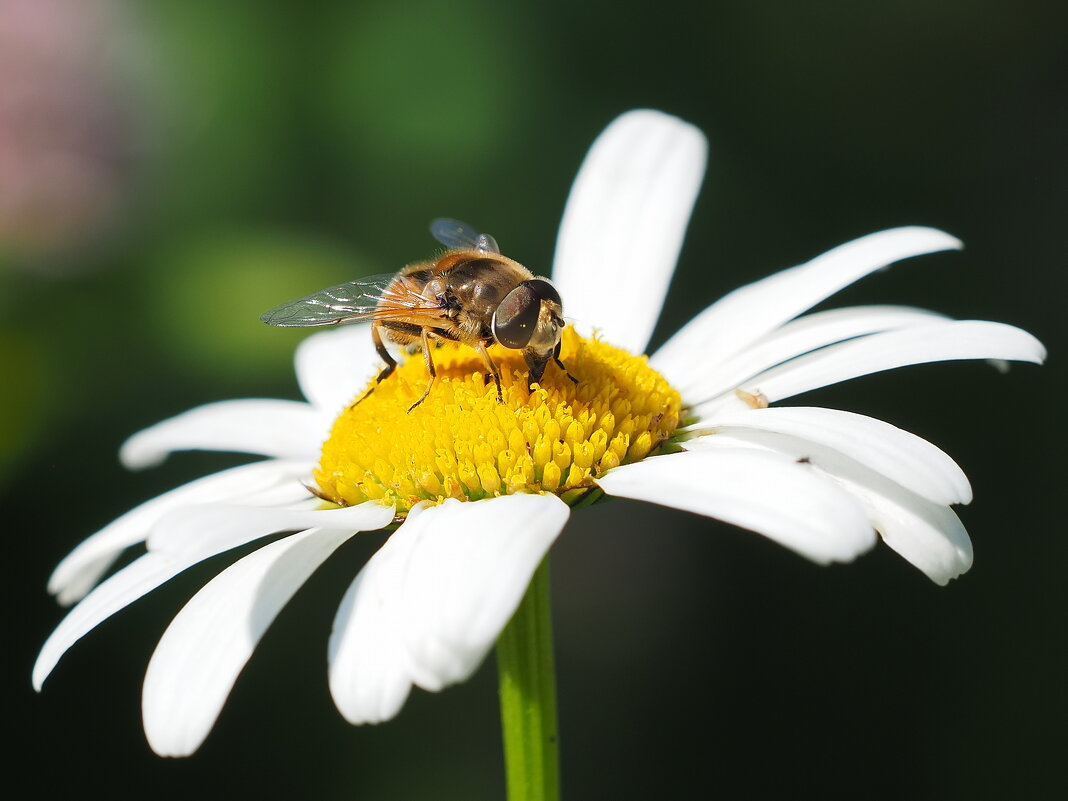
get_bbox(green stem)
[496,556,560,801]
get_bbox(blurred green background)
[6,0,1064,798]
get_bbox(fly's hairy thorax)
[388,255,534,346]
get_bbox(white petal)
[120,400,327,470]
[35,554,187,692]
[686,406,972,505]
[719,320,1046,407]
[35,503,393,694]
[661,305,948,406]
[684,432,972,584]
[653,227,962,386]
[142,527,355,756]
[551,109,707,353]
[832,474,972,585]
[329,494,569,725]
[48,460,311,605]
[397,495,569,690]
[295,324,382,415]
[596,449,875,565]
[146,502,394,558]
[327,514,420,725]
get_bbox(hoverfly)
[260,219,575,411]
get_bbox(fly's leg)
[553,341,578,384]
[475,341,504,403]
[350,322,398,408]
[407,328,437,412]
[372,323,399,383]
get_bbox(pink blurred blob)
[0,0,130,261]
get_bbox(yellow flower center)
[314,327,681,513]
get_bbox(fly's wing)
[430,218,500,255]
[260,273,443,327]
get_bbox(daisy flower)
[35,110,1044,769]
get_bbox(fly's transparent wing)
[260,273,439,327]
[430,218,500,254]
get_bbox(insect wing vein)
[259,274,436,327]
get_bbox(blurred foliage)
[146,229,364,379]
[0,330,51,480]
[4,0,1064,799]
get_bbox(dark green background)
[6,1,1064,798]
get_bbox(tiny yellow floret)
[314,328,681,512]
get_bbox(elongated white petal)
[718,320,1046,407]
[684,432,971,583]
[653,227,962,386]
[832,473,972,585]
[551,109,707,353]
[142,527,355,756]
[120,400,327,470]
[397,495,569,691]
[48,460,311,605]
[327,512,421,725]
[35,554,187,691]
[662,305,948,405]
[686,406,971,505]
[596,449,874,564]
[36,503,393,694]
[146,502,394,558]
[295,324,381,415]
[329,494,569,725]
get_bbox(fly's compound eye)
[492,284,541,349]
[493,279,563,349]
